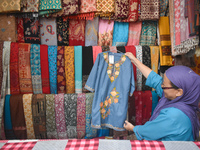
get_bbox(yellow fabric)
[64,46,75,93]
[191,55,200,76]
[0,0,20,13]
[150,46,159,73]
[22,94,35,139]
[96,0,115,17]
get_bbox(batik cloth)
[96,0,115,17]
[40,18,57,46]
[32,94,47,139]
[0,0,20,12]
[112,0,129,19]
[22,94,35,139]
[69,19,85,46]
[160,0,169,17]
[57,46,66,94]
[80,0,96,13]
[64,46,75,94]
[64,94,77,139]
[21,0,39,12]
[17,18,25,43]
[57,17,69,46]
[112,22,129,46]
[23,18,40,44]
[30,44,43,94]
[39,0,62,16]
[85,17,99,46]
[135,45,143,91]
[55,93,67,139]
[10,42,20,94]
[0,15,17,42]
[74,46,82,93]
[92,46,102,64]
[98,19,114,46]
[127,22,142,46]
[139,21,157,46]
[48,46,57,94]
[85,52,135,131]
[40,45,50,94]
[46,94,58,139]
[150,46,159,73]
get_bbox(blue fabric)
[4,95,12,130]
[97,129,110,137]
[85,114,97,139]
[151,91,159,114]
[48,46,57,94]
[85,52,135,131]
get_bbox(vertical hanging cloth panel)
[0,41,3,92]
[17,18,25,43]
[135,45,143,91]
[128,94,136,125]
[92,46,102,64]
[150,46,159,74]
[141,91,152,124]
[0,0,20,13]
[127,22,142,46]
[134,91,143,125]
[39,0,62,16]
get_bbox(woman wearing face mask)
[124,52,200,141]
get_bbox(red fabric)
[134,91,143,125]
[17,18,25,43]
[10,42,20,94]
[130,140,165,150]
[40,45,50,94]
[1,141,37,150]
[194,142,200,149]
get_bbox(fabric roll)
[160,0,169,17]
[17,18,25,43]
[98,19,114,46]
[77,93,86,139]
[46,94,58,139]
[80,0,96,13]
[92,46,102,64]
[22,94,35,139]
[74,46,82,93]
[40,45,50,94]
[18,43,33,94]
[10,94,27,139]
[21,0,39,12]
[64,46,75,94]
[151,91,159,114]
[0,41,3,92]
[40,18,57,46]
[96,0,115,17]
[39,0,62,16]
[57,17,69,46]
[30,44,43,94]
[64,94,78,139]
[10,42,20,94]
[127,22,142,46]
[85,17,99,46]
[57,46,66,94]
[112,22,129,46]
[0,0,20,13]
[112,0,129,19]
[54,93,67,139]
[69,19,86,46]
[23,18,40,44]
[116,46,126,53]
[150,46,159,73]
[32,94,47,139]
[48,46,57,94]
[135,45,143,91]
[122,0,138,22]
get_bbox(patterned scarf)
[57,46,66,94]
[64,46,75,94]
[10,42,20,94]
[17,18,25,43]
[85,17,99,46]
[30,44,43,94]
[98,19,114,46]
[141,91,152,124]
[80,0,96,13]
[134,91,142,125]
[112,0,129,19]
[150,46,159,73]
[96,0,115,17]
[40,45,50,94]
[69,19,86,46]
[32,94,47,139]
[57,17,69,46]
[160,0,169,17]
[48,46,58,94]
[21,0,39,12]
[92,46,102,64]
[55,93,67,139]
[0,0,20,12]
[39,0,62,16]
[64,94,78,139]
[127,22,142,46]
[135,45,142,91]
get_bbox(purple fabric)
[150,65,200,140]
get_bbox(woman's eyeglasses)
[161,87,175,90]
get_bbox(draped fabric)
[98,19,114,46]
[18,43,33,94]
[54,93,67,139]
[127,22,142,46]
[5,42,11,95]
[0,0,20,13]
[22,94,35,139]
[85,17,99,46]
[128,95,136,125]
[160,0,169,17]
[96,0,115,17]
[21,0,39,12]
[135,45,143,91]
[74,46,82,93]
[64,94,77,139]
[10,42,20,94]
[17,18,25,43]
[64,46,75,94]
[40,45,50,94]
[39,0,62,16]
[80,0,96,13]
[0,41,3,92]
[92,46,102,64]
[57,17,69,46]
[32,94,47,139]
[57,46,66,94]
[112,0,129,19]
[77,93,86,139]
[112,22,129,46]
[48,46,57,94]
[141,91,152,124]
[10,94,27,139]
[186,0,195,36]
[30,44,43,94]
[69,19,86,46]
[23,18,40,44]
[134,91,142,125]
[46,94,58,139]
[150,46,159,73]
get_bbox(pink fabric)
[92,46,102,64]
[127,22,142,46]
[175,0,181,45]
[109,46,117,53]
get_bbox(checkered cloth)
[194,141,200,149]
[1,141,37,150]
[65,139,99,150]
[131,140,166,150]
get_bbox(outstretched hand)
[125,52,136,62]
[124,120,135,131]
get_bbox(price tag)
[109,55,114,64]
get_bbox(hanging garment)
[112,0,129,19]
[135,45,143,91]
[0,0,20,13]
[92,46,102,64]
[17,18,25,43]
[39,0,62,16]
[141,91,152,124]
[150,46,159,74]
[134,91,142,125]
[96,0,115,17]
[127,22,142,46]
[0,41,3,92]
[85,52,135,131]
[21,0,39,12]
[57,17,69,46]
[160,0,169,17]
[80,0,96,13]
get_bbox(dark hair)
[170,81,179,89]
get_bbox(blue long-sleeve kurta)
[133,71,194,141]
[85,52,135,131]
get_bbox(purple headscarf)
[150,65,200,140]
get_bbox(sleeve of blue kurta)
[84,53,100,92]
[145,71,163,98]
[129,63,135,96]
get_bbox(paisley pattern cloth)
[127,22,142,46]
[21,0,39,12]
[17,18,25,43]
[135,45,143,91]
[0,0,20,13]
[64,94,77,139]
[80,0,96,13]
[30,44,43,94]
[39,0,62,16]
[57,17,69,46]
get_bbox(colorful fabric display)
[127,22,142,46]
[150,46,159,73]
[39,0,62,16]
[135,45,143,91]
[0,0,20,13]
[113,0,129,19]
[96,0,115,17]
[92,46,102,64]
[17,18,25,43]
[57,17,69,46]
[21,0,39,12]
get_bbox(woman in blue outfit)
[124,52,200,141]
